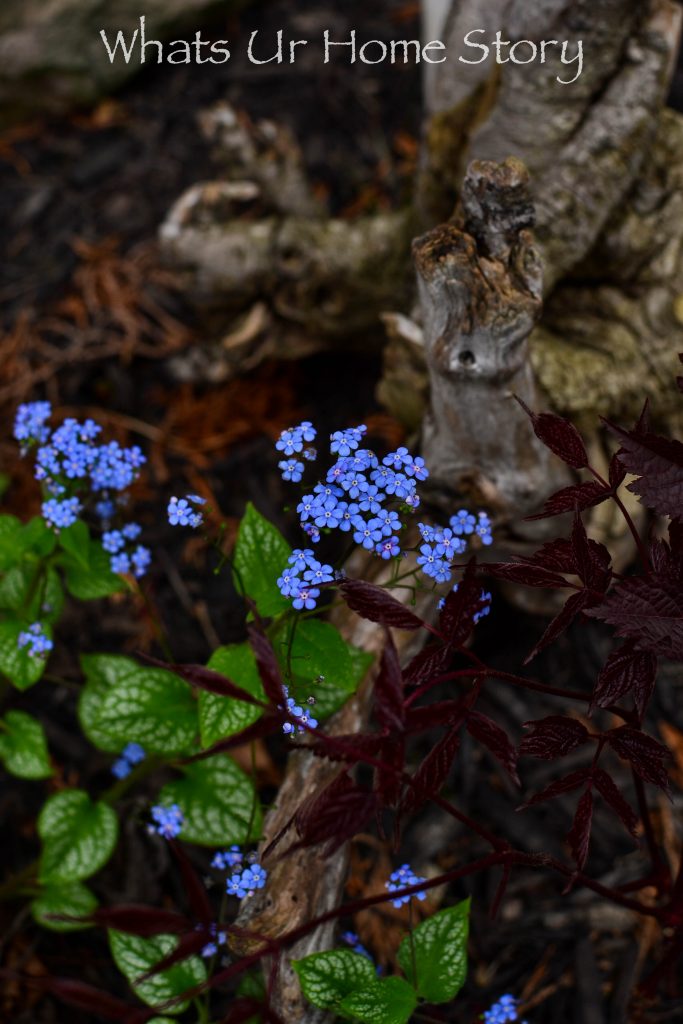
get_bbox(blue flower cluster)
[416,510,492,587]
[150,803,183,839]
[226,862,268,899]
[386,864,427,909]
[281,686,318,735]
[17,622,53,659]
[211,845,244,871]
[341,931,372,960]
[198,922,227,959]
[277,549,335,612]
[167,494,206,528]
[111,742,146,779]
[102,523,150,578]
[483,994,527,1023]
[13,402,151,575]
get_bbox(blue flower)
[212,846,244,870]
[433,527,465,558]
[330,425,367,457]
[14,401,52,447]
[150,803,183,839]
[111,552,131,575]
[292,584,320,611]
[276,421,316,456]
[483,994,526,1023]
[386,864,427,908]
[357,487,382,515]
[167,495,204,528]
[122,742,145,765]
[377,509,400,537]
[450,509,476,536]
[313,498,343,529]
[474,591,493,624]
[416,543,450,582]
[102,530,124,553]
[131,545,151,578]
[337,501,359,532]
[352,517,383,551]
[418,523,436,543]
[303,523,321,544]
[17,622,53,659]
[339,471,370,500]
[404,455,429,480]
[277,570,301,598]
[111,757,132,779]
[281,687,318,734]
[279,459,304,483]
[341,931,373,960]
[376,536,401,560]
[303,561,334,585]
[42,496,81,530]
[122,522,142,541]
[382,447,411,470]
[476,511,493,546]
[296,494,317,523]
[227,863,267,899]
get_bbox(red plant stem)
[588,465,652,573]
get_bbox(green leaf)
[158,754,261,846]
[62,534,125,600]
[38,789,118,884]
[58,520,90,568]
[0,564,63,623]
[32,881,97,932]
[340,977,417,1024]
[274,618,372,719]
[20,516,57,557]
[397,899,470,1003]
[233,503,291,617]
[0,710,52,778]
[293,949,377,1010]
[79,654,197,755]
[0,514,22,570]
[0,617,50,690]
[199,644,265,749]
[109,931,207,1015]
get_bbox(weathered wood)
[415,157,570,526]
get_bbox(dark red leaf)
[403,643,452,688]
[247,623,286,705]
[525,538,576,575]
[373,632,405,733]
[609,453,627,491]
[606,415,683,519]
[339,578,425,631]
[520,716,591,760]
[439,560,487,647]
[586,575,683,661]
[44,978,140,1021]
[572,512,611,591]
[483,562,570,589]
[520,768,592,808]
[403,723,462,812]
[467,711,519,783]
[526,481,609,520]
[294,771,378,853]
[608,726,672,793]
[143,656,265,707]
[567,789,594,870]
[405,698,470,733]
[376,736,406,807]
[91,906,190,936]
[591,641,657,715]
[592,768,639,838]
[307,731,386,765]
[516,397,589,469]
[525,590,592,664]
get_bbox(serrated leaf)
[607,727,671,793]
[374,632,404,733]
[274,618,371,719]
[606,416,683,519]
[32,881,97,932]
[38,789,118,884]
[339,578,425,631]
[587,575,683,661]
[403,722,462,813]
[339,977,417,1024]
[158,754,260,846]
[516,399,589,469]
[592,642,657,714]
[79,654,197,755]
[0,710,52,778]
[293,949,377,1010]
[467,711,519,783]
[593,768,639,838]
[109,931,206,1015]
[199,644,264,749]
[233,503,291,617]
[526,480,609,520]
[294,770,377,853]
[397,899,470,1003]
[0,616,51,690]
[520,716,591,760]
